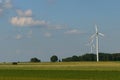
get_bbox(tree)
[62,57,73,62]
[50,55,58,62]
[82,54,96,61]
[72,55,79,61]
[30,57,41,62]
[12,62,17,65]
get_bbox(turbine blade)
[89,34,96,44]
[95,24,98,33]
[89,39,94,45]
[99,33,104,37]
[90,34,96,40]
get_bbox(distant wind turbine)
[86,43,95,53]
[90,44,95,53]
[90,24,104,62]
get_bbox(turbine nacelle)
[95,24,104,36]
[90,25,104,42]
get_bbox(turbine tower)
[90,24,104,62]
[90,44,95,53]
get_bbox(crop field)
[0,62,120,80]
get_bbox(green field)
[0,62,120,80]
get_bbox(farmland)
[0,62,120,80]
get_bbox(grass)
[0,62,119,80]
[0,70,120,80]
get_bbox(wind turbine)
[90,24,104,62]
[86,42,95,53]
[90,44,95,53]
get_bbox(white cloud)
[25,9,32,16]
[3,0,12,9]
[16,9,32,17]
[10,16,48,27]
[0,0,12,15]
[16,10,24,16]
[48,24,67,30]
[64,29,82,34]
[13,9,66,29]
[14,30,33,40]
[44,32,52,38]
[10,9,48,27]
[10,9,65,29]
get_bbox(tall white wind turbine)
[90,24,104,62]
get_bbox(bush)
[30,57,41,62]
[12,62,18,65]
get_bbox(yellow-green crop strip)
[0,62,119,80]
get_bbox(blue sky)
[0,0,120,62]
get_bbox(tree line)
[30,53,120,63]
[62,53,120,62]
